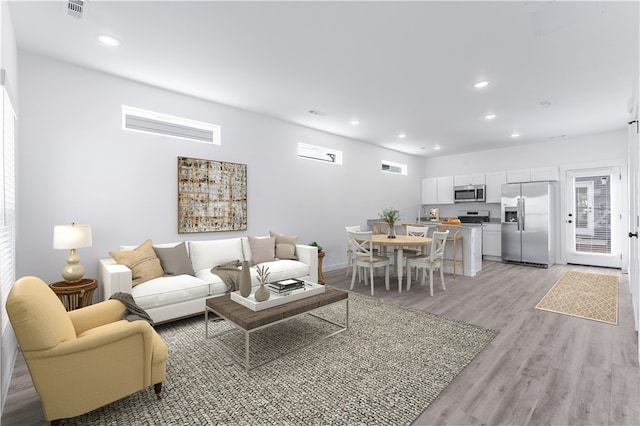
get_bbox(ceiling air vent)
[122,106,220,145]
[65,0,85,19]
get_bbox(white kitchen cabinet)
[485,171,507,203]
[530,166,559,182]
[454,173,485,186]
[421,177,438,204]
[482,223,502,259]
[436,176,454,204]
[507,169,531,183]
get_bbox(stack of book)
[267,278,305,295]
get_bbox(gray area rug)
[61,290,496,425]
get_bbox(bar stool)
[436,224,464,277]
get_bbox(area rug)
[61,290,496,425]
[535,271,619,324]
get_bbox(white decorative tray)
[230,281,325,311]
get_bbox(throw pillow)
[153,242,194,276]
[269,230,298,260]
[248,236,276,265]
[109,239,164,286]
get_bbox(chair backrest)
[347,230,374,260]
[436,223,461,239]
[406,225,428,237]
[430,230,450,259]
[371,221,388,235]
[345,225,361,251]
[6,276,76,352]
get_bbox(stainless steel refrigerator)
[501,181,555,267]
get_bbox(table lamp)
[53,223,92,283]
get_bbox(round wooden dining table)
[371,234,432,292]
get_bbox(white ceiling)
[7,1,640,157]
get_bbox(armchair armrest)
[99,258,133,301]
[68,299,127,336]
[296,244,318,283]
[24,320,160,418]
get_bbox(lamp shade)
[53,224,92,250]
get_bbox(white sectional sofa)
[99,236,318,324]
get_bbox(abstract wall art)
[178,156,247,233]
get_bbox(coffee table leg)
[205,307,209,337]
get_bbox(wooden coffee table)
[205,287,348,372]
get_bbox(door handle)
[629,232,638,238]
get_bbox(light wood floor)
[2,261,639,425]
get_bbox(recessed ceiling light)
[474,80,490,89]
[350,119,360,125]
[98,34,120,47]
[484,114,497,120]
[434,145,441,150]
[511,133,521,138]
[398,133,406,138]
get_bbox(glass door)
[565,168,620,267]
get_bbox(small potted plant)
[379,207,402,238]
[254,265,271,302]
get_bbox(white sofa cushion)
[131,274,209,309]
[189,238,244,272]
[254,259,310,283]
[195,268,251,292]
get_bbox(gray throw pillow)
[153,242,195,276]
[248,236,276,265]
[269,230,298,260]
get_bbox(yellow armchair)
[6,276,168,424]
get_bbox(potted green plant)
[379,207,402,238]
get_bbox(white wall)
[423,130,628,219]
[16,52,424,284]
[423,130,629,268]
[424,130,627,177]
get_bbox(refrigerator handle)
[521,197,525,231]
[517,197,521,231]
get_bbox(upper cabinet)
[437,176,455,204]
[421,176,454,204]
[454,173,485,186]
[421,177,437,204]
[506,169,531,183]
[507,166,559,183]
[485,171,507,203]
[530,166,559,182]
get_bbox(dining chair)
[345,225,361,277]
[404,224,431,281]
[437,223,464,276]
[406,230,449,296]
[347,230,390,296]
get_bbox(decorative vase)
[255,282,270,302]
[387,223,397,239]
[239,260,251,298]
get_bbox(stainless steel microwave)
[454,185,486,203]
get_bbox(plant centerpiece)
[254,265,271,302]
[380,207,402,238]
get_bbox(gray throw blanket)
[211,260,243,293]
[110,292,154,326]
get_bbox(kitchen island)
[415,222,483,277]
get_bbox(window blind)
[1,86,16,336]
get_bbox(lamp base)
[61,249,85,283]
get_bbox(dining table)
[371,234,432,292]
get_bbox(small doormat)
[535,271,618,324]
